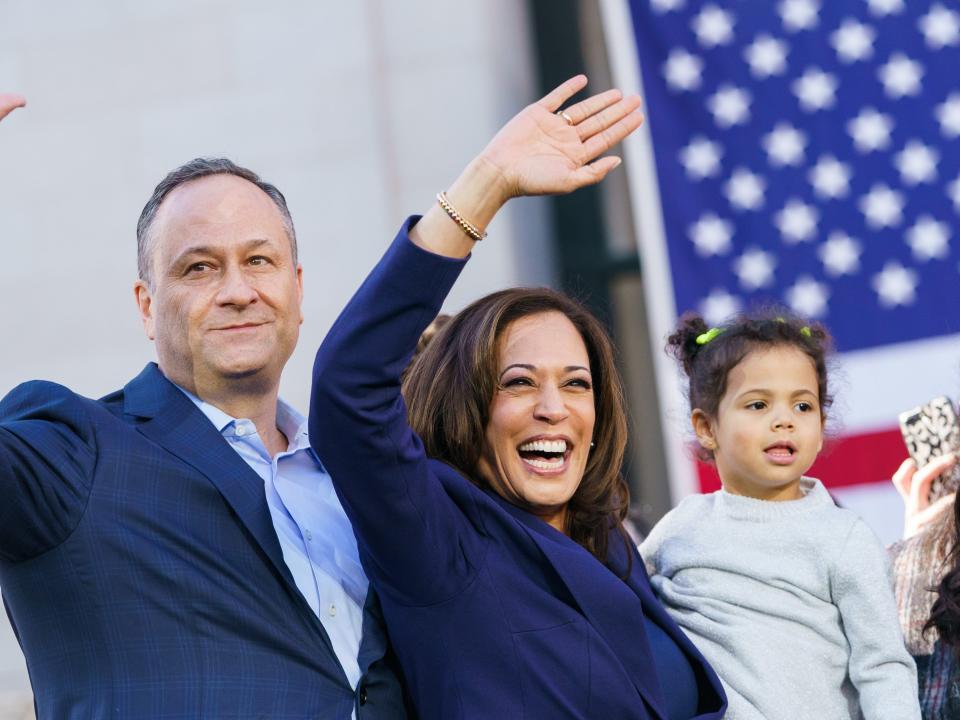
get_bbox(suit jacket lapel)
[121,366,315,620]
[491,495,667,719]
[118,365,380,686]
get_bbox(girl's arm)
[832,519,922,720]
[639,506,679,578]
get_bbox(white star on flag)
[809,156,852,198]
[693,5,735,47]
[949,175,960,210]
[786,275,830,317]
[779,0,819,32]
[878,53,923,98]
[664,49,704,91]
[744,34,789,77]
[831,19,875,62]
[764,123,807,166]
[623,0,960,542]
[700,288,743,326]
[650,0,685,13]
[793,68,837,111]
[907,216,951,260]
[895,141,939,185]
[680,137,722,179]
[818,232,862,276]
[867,0,905,17]
[872,261,918,307]
[689,214,734,256]
[847,108,893,152]
[936,94,960,138]
[725,168,766,210]
[775,199,819,242]
[859,184,905,228]
[919,4,960,49]
[708,85,751,127]
[734,247,777,289]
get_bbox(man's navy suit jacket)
[0,364,405,719]
[311,222,727,719]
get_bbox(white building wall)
[0,1,551,713]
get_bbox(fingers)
[892,457,916,501]
[907,493,956,538]
[561,88,625,127]
[911,453,956,510]
[575,95,643,143]
[582,109,645,160]
[537,75,589,113]
[0,93,26,122]
[569,156,623,189]
[922,493,956,524]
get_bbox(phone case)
[899,395,960,503]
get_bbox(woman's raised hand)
[479,75,643,201]
[0,94,26,122]
[892,453,957,539]
[411,76,642,259]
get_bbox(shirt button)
[305,530,313,541]
[235,424,247,437]
[328,603,337,617]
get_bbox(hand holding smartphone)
[898,396,960,503]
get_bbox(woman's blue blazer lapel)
[490,493,669,720]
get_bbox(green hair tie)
[776,316,812,337]
[695,327,724,345]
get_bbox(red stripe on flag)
[696,426,907,493]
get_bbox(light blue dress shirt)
[177,386,369,689]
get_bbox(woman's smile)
[476,311,595,530]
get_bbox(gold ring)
[557,110,574,126]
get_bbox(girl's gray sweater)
[641,478,920,720]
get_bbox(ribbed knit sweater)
[640,478,919,720]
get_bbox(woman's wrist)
[410,155,514,258]
[444,154,514,227]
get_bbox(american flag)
[601,0,960,541]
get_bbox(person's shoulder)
[1,378,125,424]
[673,490,721,515]
[652,491,719,530]
[2,379,86,412]
[823,509,890,572]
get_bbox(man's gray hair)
[136,158,298,286]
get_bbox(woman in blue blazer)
[311,76,726,719]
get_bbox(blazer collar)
[488,493,668,719]
[121,364,346,667]
[122,364,296,586]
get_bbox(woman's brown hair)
[402,287,631,564]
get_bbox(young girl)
[641,311,920,720]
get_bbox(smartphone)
[899,395,960,503]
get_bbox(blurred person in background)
[891,453,960,718]
[0,93,404,719]
[311,76,726,720]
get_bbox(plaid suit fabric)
[0,365,405,720]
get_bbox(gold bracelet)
[436,191,487,242]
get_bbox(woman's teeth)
[518,439,568,471]
[519,439,568,453]
[523,456,565,470]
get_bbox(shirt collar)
[172,383,312,455]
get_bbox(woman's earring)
[590,441,596,448]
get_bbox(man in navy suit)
[0,95,405,719]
